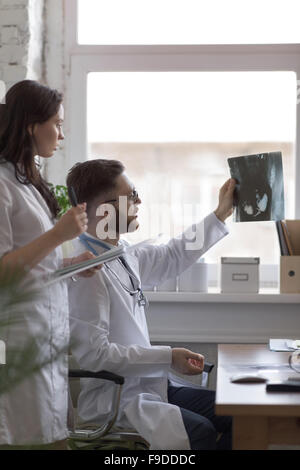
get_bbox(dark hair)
[66,159,125,213]
[0,80,63,219]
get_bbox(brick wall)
[0,0,44,96]
[0,0,67,184]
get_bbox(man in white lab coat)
[67,159,235,450]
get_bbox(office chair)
[67,356,149,450]
[67,357,214,450]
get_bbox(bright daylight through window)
[87,71,296,264]
[76,0,298,268]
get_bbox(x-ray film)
[227,151,285,222]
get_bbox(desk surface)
[216,344,300,416]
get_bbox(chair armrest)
[69,369,124,385]
[203,362,214,373]
[69,364,213,384]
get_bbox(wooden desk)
[216,344,300,450]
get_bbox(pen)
[68,186,78,207]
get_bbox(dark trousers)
[168,385,232,450]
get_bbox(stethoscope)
[79,233,148,308]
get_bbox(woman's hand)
[64,251,102,278]
[52,203,88,244]
[73,251,102,278]
[1,204,92,274]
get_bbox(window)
[66,0,300,282]
[87,71,296,263]
[78,0,300,45]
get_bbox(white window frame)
[64,0,300,286]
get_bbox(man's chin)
[127,220,139,233]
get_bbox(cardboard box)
[280,256,300,293]
[221,257,259,293]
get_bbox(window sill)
[145,288,300,304]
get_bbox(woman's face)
[31,103,65,158]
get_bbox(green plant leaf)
[49,183,71,218]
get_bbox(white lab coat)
[68,213,228,449]
[0,161,69,445]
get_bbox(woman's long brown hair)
[0,80,62,219]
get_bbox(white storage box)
[178,260,208,292]
[220,257,259,293]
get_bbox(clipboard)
[43,234,162,287]
[44,245,125,287]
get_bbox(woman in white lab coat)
[67,159,234,450]
[0,80,97,448]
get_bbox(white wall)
[42,0,68,185]
[27,0,45,80]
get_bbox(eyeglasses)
[103,189,139,205]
